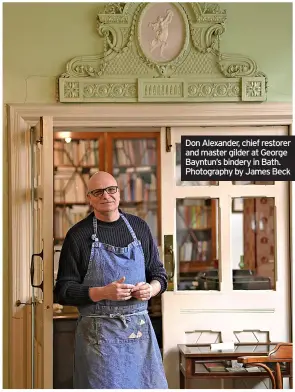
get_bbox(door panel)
[31,117,54,388]
[161,126,290,389]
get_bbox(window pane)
[175,143,218,186]
[112,138,159,244]
[231,197,275,290]
[176,198,220,291]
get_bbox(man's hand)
[89,277,135,302]
[131,282,153,301]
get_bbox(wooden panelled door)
[161,126,291,389]
[31,117,54,388]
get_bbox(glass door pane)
[231,196,276,290]
[176,198,220,290]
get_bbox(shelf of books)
[176,198,217,277]
[53,133,104,244]
[54,132,161,246]
[53,132,104,287]
[53,131,162,317]
[107,133,161,247]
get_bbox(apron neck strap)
[92,213,138,242]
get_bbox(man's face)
[87,179,120,213]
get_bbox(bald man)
[54,171,168,389]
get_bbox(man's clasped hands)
[89,276,153,302]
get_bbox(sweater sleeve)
[54,231,94,306]
[145,227,168,295]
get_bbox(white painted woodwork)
[161,126,291,389]
[32,117,54,388]
[8,110,33,388]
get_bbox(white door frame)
[6,102,293,388]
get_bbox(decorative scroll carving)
[104,3,125,15]
[83,82,137,99]
[58,2,267,103]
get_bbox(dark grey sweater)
[54,211,167,305]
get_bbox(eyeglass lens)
[90,186,118,197]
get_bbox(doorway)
[6,103,293,389]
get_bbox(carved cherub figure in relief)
[148,9,174,59]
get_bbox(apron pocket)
[96,314,150,344]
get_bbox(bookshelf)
[54,131,161,245]
[176,198,217,277]
[106,132,161,247]
[53,130,161,316]
[54,132,105,243]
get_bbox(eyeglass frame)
[87,186,119,198]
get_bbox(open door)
[31,117,54,388]
[161,126,290,389]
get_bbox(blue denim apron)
[73,214,168,389]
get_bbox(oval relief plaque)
[138,3,186,64]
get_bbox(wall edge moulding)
[58,2,268,103]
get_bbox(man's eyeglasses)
[87,186,119,198]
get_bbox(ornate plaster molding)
[58,2,267,103]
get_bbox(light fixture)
[65,137,71,143]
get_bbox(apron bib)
[73,214,168,389]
